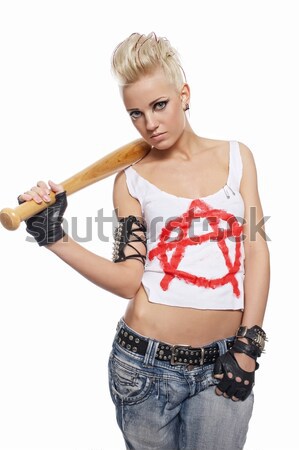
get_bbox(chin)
[155,139,177,151]
[152,143,171,151]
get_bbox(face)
[121,68,190,150]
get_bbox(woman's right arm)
[20,171,146,299]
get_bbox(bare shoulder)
[113,169,126,190]
[198,137,231,162]
[206,137,253,156]
[237,141,258,186]
[199,137,232,170]
[113,169,143,219]
[238,141,255,165]
[113,169,135,205]
[197,136,228,151]
[237,141,262,207]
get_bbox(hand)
[18,180,67,247]
[213,349,257,402]
[18,180,64,204]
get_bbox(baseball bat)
[0,138,151,231]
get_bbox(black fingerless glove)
[213,350,257,401]
[213,325,267,401]
[18,191,67,246]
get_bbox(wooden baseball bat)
[0,138,151,231]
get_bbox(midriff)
[123,283,243,347]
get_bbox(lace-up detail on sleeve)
[112,215,147,265]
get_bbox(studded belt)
[117,326,234,367]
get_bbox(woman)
[19,32,270,450]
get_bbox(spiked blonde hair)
[111,32,186,91]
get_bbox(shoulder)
[193,137,230,165]
[236,141,261,207]
[237,141,258,185]
[113,168,127,187]
[112,169,143,219]
[197,136,228,150]
[237,141,255,167]
[113,168,132,202]
[237,141,255,165]
[198,137,232,160]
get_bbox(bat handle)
[0,192,57,231]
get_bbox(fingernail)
[43,195,51,202]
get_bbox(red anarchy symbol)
[148,199,243,297]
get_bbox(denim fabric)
[108,318,254,450]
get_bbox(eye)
[154,100,168,111]
[129,110,142,120]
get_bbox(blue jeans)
[108,318,254,450]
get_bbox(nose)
[144,112,159,131]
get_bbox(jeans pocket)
[199,365,220,389]
[108,353,154,406]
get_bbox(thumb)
[48,180,65,194]
[213,356,224,379]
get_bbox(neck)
[153,125,203,162]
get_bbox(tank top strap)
[227,140,243,192]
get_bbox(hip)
[109,317,235,381]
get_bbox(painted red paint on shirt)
[148,199,243,297]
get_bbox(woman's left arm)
[233,142,271,374]
[239,141,270,329]
[214,142,271,399]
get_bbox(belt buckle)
[170,345,206,366]
[170,345,192,365]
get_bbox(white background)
[0,1,297,449]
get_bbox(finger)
[215,386,235,399]
[213,373,224,380]
[48,180,64,194]
[37,180,51,195]
[216,386,235,400]
[215,387,224,396]
[231,396,240,402]
[213,358,223,377]
[29,187,51,203]
[21,189,43,204]
[18,193,34,203]
[225,384,238,399]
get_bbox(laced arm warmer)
[112,215,147,266]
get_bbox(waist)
[114,318,235,368]
[124,288,243,347]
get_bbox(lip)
[150,132,166,141]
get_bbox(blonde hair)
[111,32,186,91]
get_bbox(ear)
[180,83,190,108]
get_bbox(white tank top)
[124,140,245,310]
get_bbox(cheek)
[134,122,147,136]
[169,107,185,130]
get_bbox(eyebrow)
[126,97,167,112]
